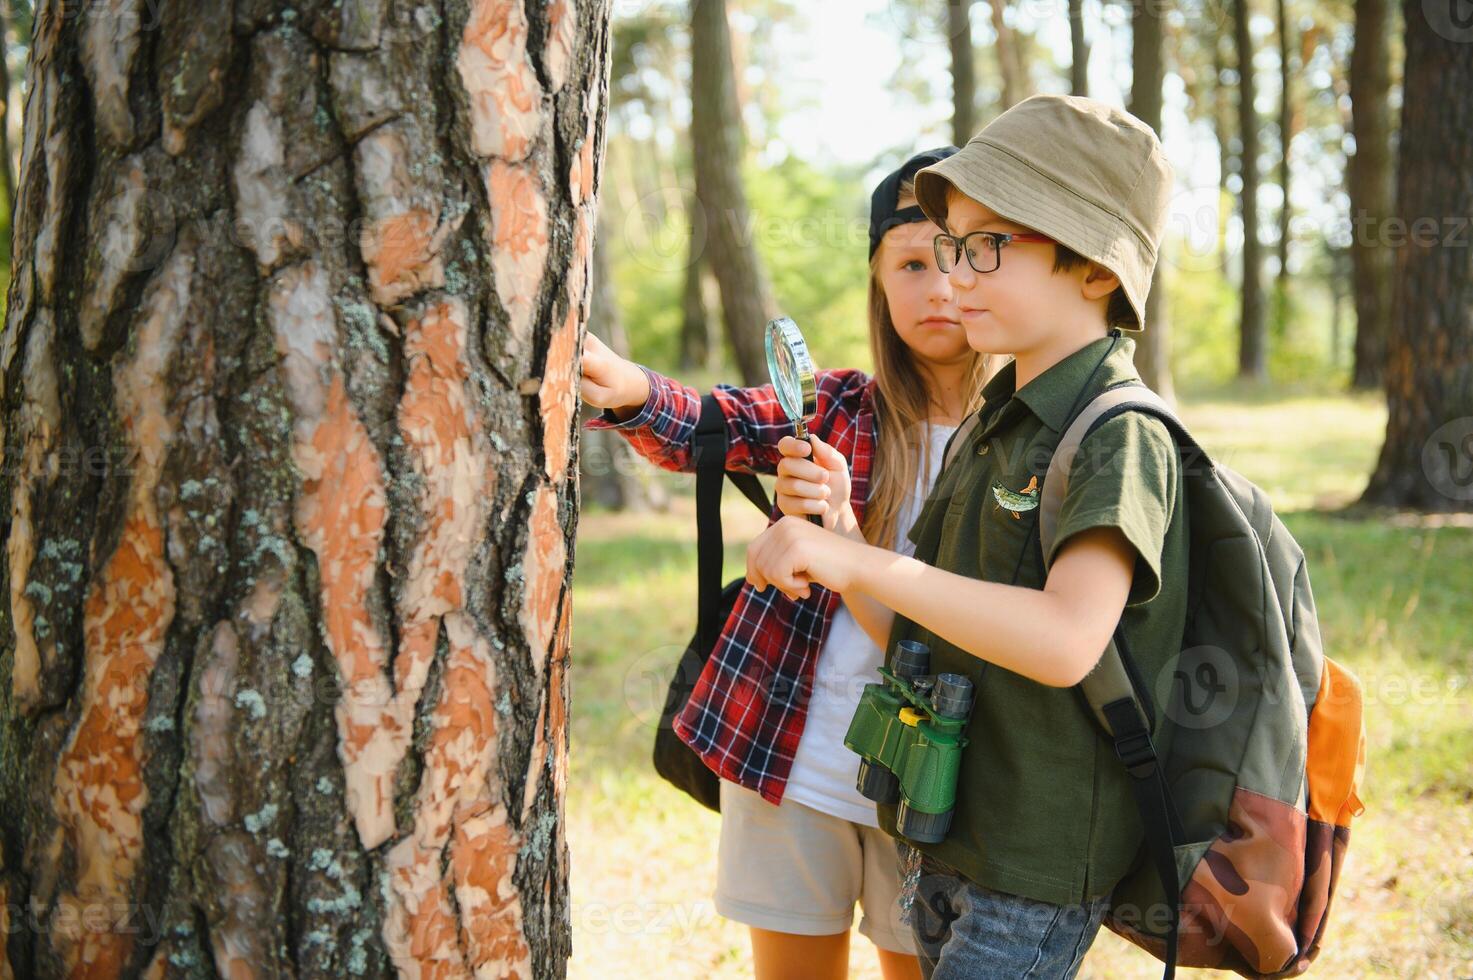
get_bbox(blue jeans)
[905,852,1107,979]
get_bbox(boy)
[746,94,1185,977]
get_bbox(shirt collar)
[979,333,1142,434]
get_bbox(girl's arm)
[580,333,868,477]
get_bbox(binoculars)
[843,640,975,843]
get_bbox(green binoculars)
[843,640,975,843]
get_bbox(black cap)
[868,145,960,259]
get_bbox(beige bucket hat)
[912,94,1172,331]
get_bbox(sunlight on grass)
[568,388,1472,978]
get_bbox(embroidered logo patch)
[991,475,1040,519]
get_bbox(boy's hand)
[775,434,851,531]
[746,516,861,601]
[579,332,650,412]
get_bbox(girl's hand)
[580,332,650,412]
[746,516,860,601]
[775,434,851,531]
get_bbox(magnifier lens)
[764,317,817,424]
[763,316,824,527]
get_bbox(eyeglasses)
[933,230,1055,274]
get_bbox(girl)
[579,148,992,980]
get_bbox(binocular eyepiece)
[845,641,975,844]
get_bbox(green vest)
[876,333,1190,905]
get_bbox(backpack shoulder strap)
[1037,384,1187,560]
[694,394,773,653]
[1035,382,1195,980]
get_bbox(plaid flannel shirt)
[583,363,877,804]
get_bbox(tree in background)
[0,0,34,255]
[888,0,1052,135]
[1347,0,1396,390]
[690,0,780,385]
[1360,0,1473,512]
[0,0,605,973]
[990,0,1029,109]
[678,185,719,371]
[950,0,978,144]
[1130,0,1175,401]
[1273,0,1294,341]
[584,221,669,512]
[1235,0,1269,378]
[1070,0,1090,96]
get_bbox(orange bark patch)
[453,806,531,976]
[458,0,544,161]
[384,616,530,979]
[364,209,438,306]
[377,309,533,974]
[50,506,174,976]
[353,123,463,307]
[544,0,575,94]
[297,374,389,689]
[518,483,564,679]
[486,160,548,343]
[48,237,190,977]
[568,99,598,208]
[538,305,578,484]
[271,261,397,847]
[398,300,490,624]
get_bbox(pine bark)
[1360,1,1473,512]
[1347,0,1395,390]
[0,0,610,975]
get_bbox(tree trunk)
[1069,0,1090,97]
[1347,0,1395,390]
[990,0,1026,111]
[949,0,977,145]
[0,0,609,975]
[0,0,14,223]
[1130,0,1175,402]
[582,235,665,512]
[689,0,777,387]
[678,189,717,372]
[1213,18,1234,258]
[1234,0,1267,378]
[1274,0,1292,338]
[1359,0,1473,512]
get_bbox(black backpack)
[651,393,773,812]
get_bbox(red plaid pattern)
[583,364,876,804]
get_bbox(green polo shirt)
[875,333,1189,905]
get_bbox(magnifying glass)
[764,316,824,527]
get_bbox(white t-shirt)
[783,420,958,826]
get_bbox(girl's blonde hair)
[860,178,993,551]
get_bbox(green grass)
[568,385,1473,978]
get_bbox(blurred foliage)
[598,0,1397,395]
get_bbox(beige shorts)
[715,779,917,954]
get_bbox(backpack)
[943,383,1366,979]
[651,393,772,812]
